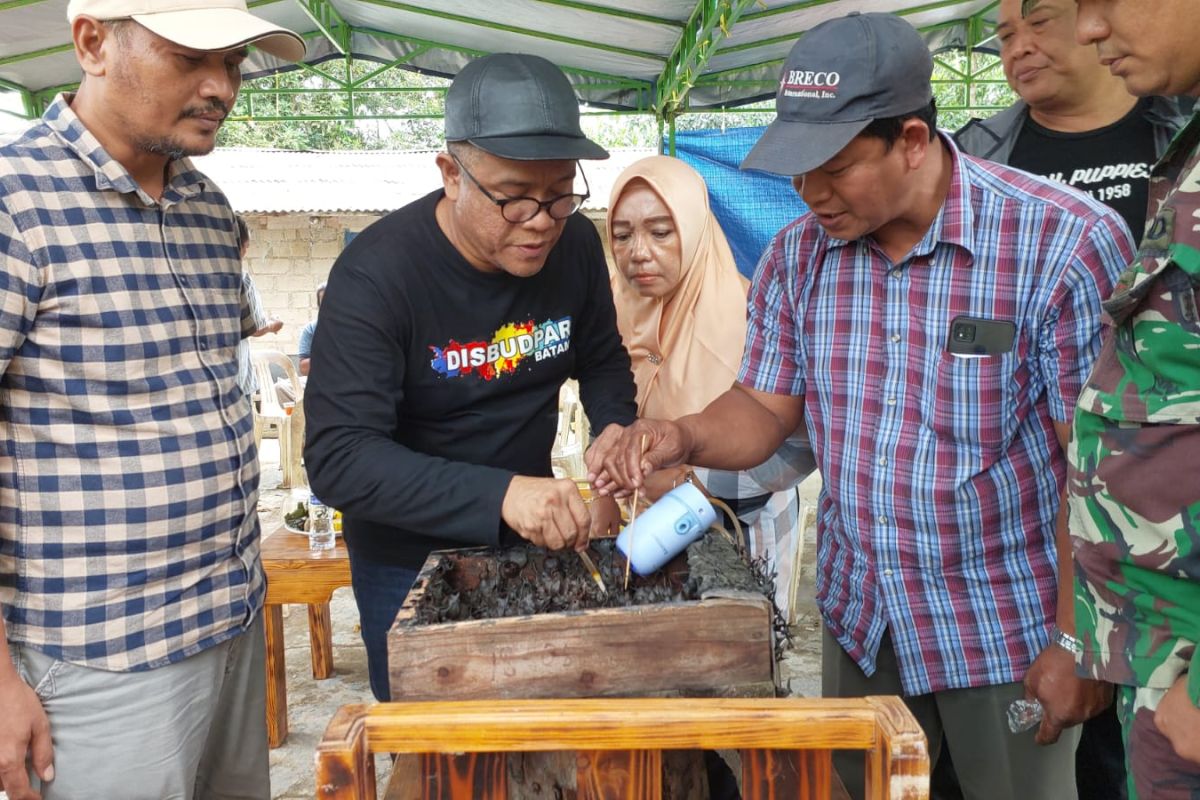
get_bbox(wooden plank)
[309,601,335,679]
[330,699,925,800]
[420,753,507,799]
[315,704,376,800]
[362,698,881,753]
[799,750,833,799]
[264,603,288,748]
[577,750,663,799]
[865,696,929,800]
[387,749,852,800]
[383,755,421,800]
[740,748,832,799]
[388,600,773,702]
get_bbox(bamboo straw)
[578,549,607,594]
[624,433,648,591]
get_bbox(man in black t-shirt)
[303,53,637,702]
[955,0,1190,242]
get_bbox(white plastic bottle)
[616,482,717,576]
[307,494,336,552]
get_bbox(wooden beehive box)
[387,545,777,702]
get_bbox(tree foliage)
[219,52,1016,152]
[218,60,449,150]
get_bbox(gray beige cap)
[741,12,933,176]
[67,0,306,62]
[445,53,609,161]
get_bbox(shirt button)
[883,568,894,577]
[878,456,888,466]
[886,397,897,406]
[646,353,662,365]
[179,276,189,286]
[890,269,903,279]
[889,334,901,344]
[877,515,887,525]
[199,340,209,351]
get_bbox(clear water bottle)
[307,494,335,552]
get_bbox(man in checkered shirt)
[590,12,1138,800]
[0,2,302,798]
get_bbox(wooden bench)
[315,696,928,799]
[261,526,352,748]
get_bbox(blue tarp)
[671,126,809,278]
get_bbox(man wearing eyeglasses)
[302,52,637,702]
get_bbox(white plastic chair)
[251,349,305,488]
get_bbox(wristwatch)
[1051,625,1083,655]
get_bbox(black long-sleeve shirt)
[304,191,636,568]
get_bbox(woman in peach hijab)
[606,155,814,616]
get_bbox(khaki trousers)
[822,626,1079,800]
[11,615,269,800]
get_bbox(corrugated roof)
[191,146,659,214]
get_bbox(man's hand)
[587,494,622,540]
[1023,642,1112,745]
[1154,673,1200,765]
[501,476,591,552]
[640,467,689,503]
[0,667,54,800]
[586,420,692,496]
[251,318,283,337]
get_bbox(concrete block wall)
[240,210,612,359]
[241,212,381,357]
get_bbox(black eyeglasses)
[451,153,590,223]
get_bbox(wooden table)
[261,526,352,748]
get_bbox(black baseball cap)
[741,13,934,176]
[445,53,609,161]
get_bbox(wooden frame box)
[387,547,777,702]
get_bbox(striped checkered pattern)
[0,96,263,672]
[739,136,1134,695]
[236,271,270,396]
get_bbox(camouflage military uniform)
[1070,112,1200,797]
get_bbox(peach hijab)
[606,156,750,420]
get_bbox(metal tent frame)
[1,0,1008,138]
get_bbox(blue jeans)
[345,547,419,702]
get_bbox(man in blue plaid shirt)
[590,12,1135,799]
[0,2,302,798]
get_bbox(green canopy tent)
[1,0,1006,142]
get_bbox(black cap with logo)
[445,53,609,161]
[741,12,934,176]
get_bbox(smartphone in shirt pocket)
[946,316,1017,358]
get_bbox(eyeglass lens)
[500,195,585,223]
